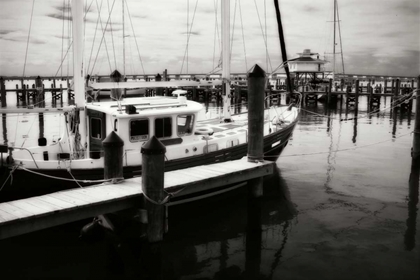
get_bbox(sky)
[0,0,419,78]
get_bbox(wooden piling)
[141,136,166,242]
[395,79,400,97]
[155,74,162,96]
[327,78,332,104]
[247,64,265,198]
[391,79,395,95]
[355,80,360,116]
[384,80,388,93]
[412,76,420,159]
[0,77,6,108]
[103,131,124,183]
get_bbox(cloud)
[47,13,72,21]
[181,31,201,36]
[0,30,14,35]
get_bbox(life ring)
[194,127,214,136]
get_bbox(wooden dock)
[0,158,274,240]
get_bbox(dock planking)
[0,158,274,240]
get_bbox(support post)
[328,78,332,104]
[141,136,166,242]
[395,79,400,97]
[155,73,162,96]
[355,80,360,116]
[0,77,6,108]
[384,79,388,94]
[103,131,124,183]
[412,76,420,159]
[247,64,265,197]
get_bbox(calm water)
[0,89,419,279]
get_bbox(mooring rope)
[16,165,123,184]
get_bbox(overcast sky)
[0,0,419,77]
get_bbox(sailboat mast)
[72,0,86,156]
[122,0,125,78]
[222,0,231,122]
[333,0,336,80]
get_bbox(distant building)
[287,49,327,84]
[288,49,326,74]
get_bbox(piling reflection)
[405,157,419,251]
[99,167,296,279]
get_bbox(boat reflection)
[103,167,297,279]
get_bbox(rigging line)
[54,41,73,78]
[106,0,117,70]
[336,0,345,74]
[264,0,268,72]
[67,0,71,79]
[229,0,238,65]
[87,0,104,75]
[187,0,189,74]
[180,0,199,74]
[253,0,273,72]
[61,0,65,78]
[212,0,218,71]
[238,0,248,72]
[90,0,116,75]
[125,0,145,75]
[22,0,36,78]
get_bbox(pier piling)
[412,76,420,159]
[141,136,166,242]
[0,77,6,107]
[103,131,124,183]
[247,64,265,197]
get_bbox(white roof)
[86,96,203,118]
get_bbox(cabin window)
[226,139,239,148]
[91,118,102,139]
[130,119,149,142]
[155,117,172,138]
[177,115,194,136]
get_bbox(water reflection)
[405,157,419,251]
[100,167,297,279]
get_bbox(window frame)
[129,118,150,143]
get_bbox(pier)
[0,158,274,240]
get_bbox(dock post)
[328,78,332,105]
[384,80,388,94]
[35,76,44,107]
[412,76,420,159]
[103,131,124,183]
[247,64,265,198]
[141,136,166,242]
[155,73,162,96]
[395,79,400,97]
[391,79,395,95]
[355,80,360,116]
[0,77,6,108]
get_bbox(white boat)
[0,0,300,202]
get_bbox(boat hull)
[0,120,296,202]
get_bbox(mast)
[122,0,125,78]
[333,0,336,80]
[337,0,345,74]
[222,0,231,122]
[72,0,86,157]
[273,0,293,101]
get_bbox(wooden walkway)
[0,158,275,240]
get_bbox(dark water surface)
[1,95,419,279]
